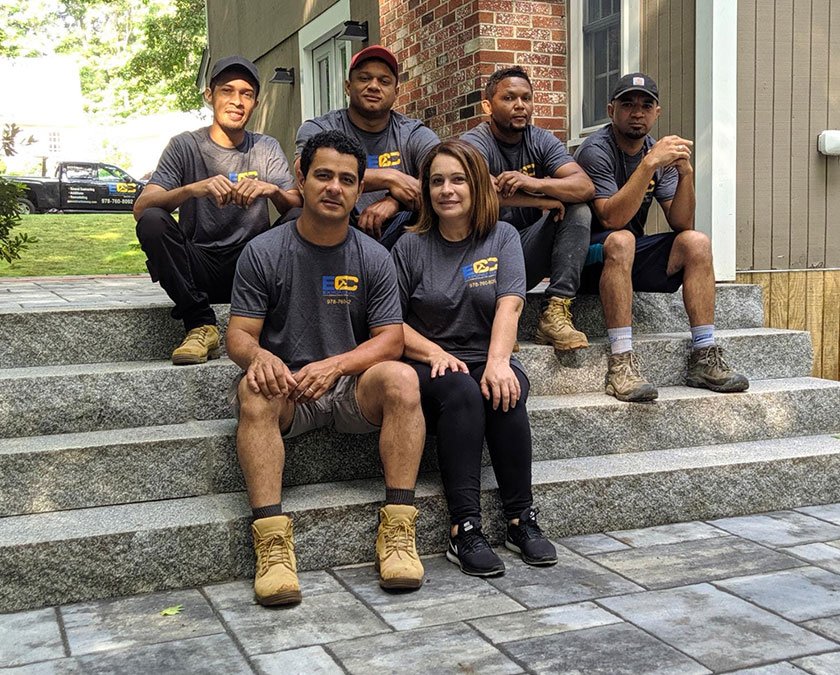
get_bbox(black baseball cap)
[611,72,659,102]
[209,56,260,94]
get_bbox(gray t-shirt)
[149,128,295,249]
[460,122,575,230]
[295,109,440,211]
[574,124,678,236]
[230,223,402,372]
[391,222,526,364]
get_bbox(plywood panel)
[769,271,790,327]
[681,0,695,143]
[751,2,775,269]
[736,0,757,270]
[788,0,812,269]
[822,271,840,380]
[787,270,807,331]
[737,269,840,381]
[771,0,793,270]
[806,270,825,376]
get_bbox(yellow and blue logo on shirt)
[461,257,498,282]
[520,163,536,177]
[229,170,259,182]
[322,275,360,304]
[367,151,401,169]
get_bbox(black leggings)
[411,361,533,523]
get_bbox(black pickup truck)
[5,162,145,214]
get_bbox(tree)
[0,178,33,263]
[0,0,207,121]
[123,0,207,114]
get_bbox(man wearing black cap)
[135,56,301,365]
[575,72,748,402]
[294,45,440,249]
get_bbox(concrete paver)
[2,509,840,672]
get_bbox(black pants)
[136,207,246,330]
[519,202,592,298]
[412,361,533,523]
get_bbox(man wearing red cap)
[294,45,440,249]
[575,72,748,402]
[135,56,301,366]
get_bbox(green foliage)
[0,179,36,264]
[0,0,207,121]
[124,0,207,114]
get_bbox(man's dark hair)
[300,130,366,182]
[484,66,532,99]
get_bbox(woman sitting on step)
[391,139,557,576]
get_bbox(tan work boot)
[375,504,424,590]
[535,297,589,350]
[686,345,749,392]
[605,351,658,402]
[171,324,220,365]
[252,515,302,606]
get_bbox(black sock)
[385,487,415,506]
[252,503,283,521]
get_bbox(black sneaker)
[505,507,557,566]
[446,518,505,577]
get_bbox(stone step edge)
[4,433,840,547]
[0,282,760,315]
[3,377,837,455]
[0,327,811,379]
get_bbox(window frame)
[298,0,353,121]
[569,0,641,148]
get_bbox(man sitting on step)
[227,130,427,606]
[461,66,596,351]
[134,55,300,366]
[574,72,748,402]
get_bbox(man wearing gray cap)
[135,56,301,365]
[575,72,748,402]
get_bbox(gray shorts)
[231,374,379,439]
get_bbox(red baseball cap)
[349,45,398,78]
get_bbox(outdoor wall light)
[270,67,295,85]
[336,21,368,41]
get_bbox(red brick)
[516,27,552,41]
[482,0,514,11]
[498,38,533,51]
[475,50,517,62]
[532,14,563,29]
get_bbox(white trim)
[694,0,738,281]
[297,0,351,121]
[569,0,640,145]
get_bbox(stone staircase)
[1,283,839,613]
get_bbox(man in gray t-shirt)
[461,67,596,352]
[294,45,439,250]
[227,130,426,607]
[574,72,747,402]
[134,55,300,366]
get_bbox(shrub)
[0,178,35,263]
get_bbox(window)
[298,0,354,121]
[569,0,640,144]
[582,0,621,128]
[311,37,351,117]
[48,131,61,154]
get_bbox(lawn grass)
[0,213,148,277]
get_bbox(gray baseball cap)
[209,55,260,94]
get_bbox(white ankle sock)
[608,327,633,355]
[690,324,715,350]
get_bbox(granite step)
[0,284,762,368]
[519,327,812,395]
[2,432,840,612]
[0,328,810,438]
[4,378,839,517]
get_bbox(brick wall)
[379,0,568,141]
